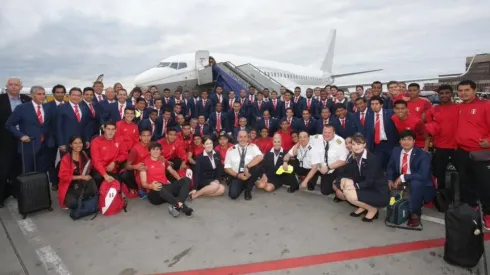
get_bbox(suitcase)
[16,140,53,219]
[443,173,488,272]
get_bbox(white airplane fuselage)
[134,52,331,94]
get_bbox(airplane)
[133,30,383,95]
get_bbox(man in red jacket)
[453,80,490,228]
[120,128,152,194]
[158,128,188,176]
[90,121,129,187]
[392,100,429,150]
[115,106,139,152]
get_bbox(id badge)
[239,167,244,172]
[299,161,303,167]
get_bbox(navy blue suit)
[208,112,228,137]
[226,109,247,133]
[352,110,370,137]
[44,100,65,185]
[196,99,213,119]
[269,99,283,119]
[182,99,195,119]
[364,109,398,169]
[80,101,103,139]
[106,102,133,123]
[293,97,305,118]
[251,101,271,118]
[295,118,317,135]
[256,118,279,136]
[210,94,228,111]
[56,102,90,149]
[298,98,320,119]
[162,97,175,110]
[315,117,333,135]
[331,114,358,139]
[280,117,299,132]
[194,124,211,137]
[387,146,435,215]
[92,94,106,104]
[5,102,55,173]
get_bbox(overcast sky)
[1,0,489,90]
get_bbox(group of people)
[0,77,489,227]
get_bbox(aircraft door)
[195,50,213,85]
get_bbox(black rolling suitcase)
[16,140,53,219]
[444,173,488,273]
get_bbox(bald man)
[0,78,32,207]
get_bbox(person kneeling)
[139,142,194,217]
[387,130,435,227]
[333,134,390,222]
[58,136,97,210]
[257,134,299,193]
[189,137,226,200]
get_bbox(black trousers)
[91,170,121,189]
[0,144,22,202]
[64,179,98,209]
[167,158,183,181]
[119,170,139,190]
[319,171,338,196]
[453,149,490,214]
[292,159,320,190]
[433,147,456,190]
[147,178,191,206]
[228,166,261,199]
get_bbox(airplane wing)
[331,69,383,78]
[336,55,477,89]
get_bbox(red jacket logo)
[471,109,477,115]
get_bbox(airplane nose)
[134,68,172,87]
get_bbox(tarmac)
[0,186,487,275]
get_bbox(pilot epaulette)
[314,134,320,139]
[307,145,312,150]
[336,138,342,145]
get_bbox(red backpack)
[98,179,128,216]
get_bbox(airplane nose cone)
[134,68,171,87]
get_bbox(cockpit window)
[178,63,187,69]
[169,63,178,69]
[157,62,170,68]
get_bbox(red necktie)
[323,101,327,108]
[200,125,204,136]
[119,104,124,119]
[294,97,298,104]
[229,99,233,107]
[165,98,168,104]
[288,118,291,126]
[74,104,81,122]
[89,103,95,117]
[241,98,245,105]
[374,113,381,145]
[341,118,345,128]
[250,95,254,103]
[360,112,365,126]
[324,119,328,126]
[305,120,309,128]
[203,100,206,107]
[307,99,311,110]
[98,95,102,102]
[235,112,239,127]
[266,120,269,129]
[273,100,277,110]
[216,113,221,132]
[353,107,357,112]
[36,105,43,124]
[258,101,262,110]
[401,152,409,174]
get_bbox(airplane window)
[178,63,187,69]
[169,63,178,69]
[157,62,170,68]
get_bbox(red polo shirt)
[425,104,458,149]
[407,98,431,119]
[275,130,294,152]
[215,144,233,165]
[255,137,273,154]
[143,157,170,190]
[391,114,427,148]
[157,138,188,162]
[115,120,139,151]
[456,99,490,152]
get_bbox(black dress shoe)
[244,190,252,200]
[350,210,367,217]
[287,187,298,193]
[307,186,315,191]
[362,211,379,222]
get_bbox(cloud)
[0,0,489,90]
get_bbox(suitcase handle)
[20,137,37,174]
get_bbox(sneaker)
[138,190,147,199]
[168,205,181,217]
[407,214,421,228]
[181,204,194,217]
[483,215,490,230]
[423,201,434,209]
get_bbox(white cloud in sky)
[0,0,489,89]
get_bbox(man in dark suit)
[227,101,246,135]
[292,87,305,118]
[194,115,211,137]
[92,80,106,103]
[197,90,213,120]
[106,88,132,123]
[280,108,299,132]
[295,109,316,135]
[225,90,238,113]
[269,91,283,119]
[298,88,320,119]
[139,109,161,141]
[256,110,278,137]
[353,97,369,137]
[5,86,54,176]
[56,87,91,156]
[280,90,295,118]
[208,103,228,140]
[45,84,66,190]
[251,91,271,125]
[81,87,104,139]
[210,86,227,112]
[315,107,332,135]
[0,78,31,206]
[387,130,435,228]
[364,96,398,169]
[331,103,358,139]
[161,88,175,110]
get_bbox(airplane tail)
[95,74,104,83]
[320,29,336,75]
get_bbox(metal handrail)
[222,62,266,91]
[240,63,283,87]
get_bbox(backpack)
[98,179,128,216]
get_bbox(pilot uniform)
[311,134,349,195]
[224,143,263,200]
[288,141,321,190]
